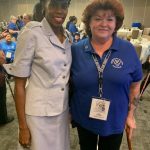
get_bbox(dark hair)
[33,2,44,22]
[70,16,77,22]
[74,32,80,36]
[50,0,71,6]
[46,0,71,9]
[33,0,51,22]
[82,0,124,38]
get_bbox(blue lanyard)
[92,50,112,98]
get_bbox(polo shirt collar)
[84,35,120,53]
[83,38,94,53]
[110,35,120,51]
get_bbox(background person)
[23,14,33,25]
[0,30,9,40]
[68,16,78,37]
[7,16,19,41]
[66,16,72,31]
[73,32,81,43]
[0,33,16,64]
[70,0,143,150]
[5,0,72,150]
[0,51,14,125]
[78,21,86,39]
[16,15,24,30]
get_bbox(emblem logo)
[111,58,123,68]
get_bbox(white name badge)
[89,97,110,121]
[6,52,12,58]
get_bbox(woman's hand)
[14,77,30,148]
[19,127,31,148]
[126,81,140,140]
[125,115,136,140]
[1,30,9,37]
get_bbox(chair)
[131,30,139,39]
[142,35,150,41]
[134,44,142,58]
[140,72,150,98]
[117,32,127,39]
[143,28,150,35]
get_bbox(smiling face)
[45,0,68,29]
[89,9,116,42]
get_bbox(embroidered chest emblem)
[111,58,123,68]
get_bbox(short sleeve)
[131,49,143,82]
[11,28,36,77]
[8,23,14,30]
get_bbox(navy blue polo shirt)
[70,36,143,136]
[7,22,18,39]
[68,22,78,35]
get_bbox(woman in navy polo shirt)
[70,0,143,150]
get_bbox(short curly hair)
[82,0,124,38]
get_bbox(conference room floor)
[0,81,150,150]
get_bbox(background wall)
[0,0,150,27]
[120,0,150,27]
[0,0,37,20]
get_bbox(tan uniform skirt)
[17,109,70,150]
